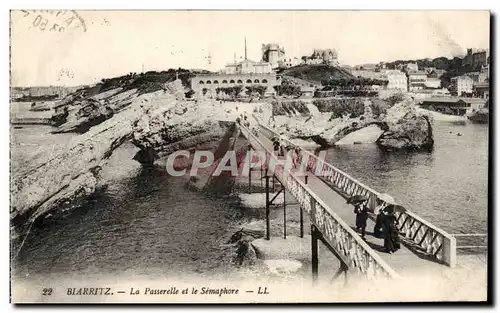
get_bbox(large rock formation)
[11,81,233,244]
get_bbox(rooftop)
[408,71,428,75]
[421,97,486,104]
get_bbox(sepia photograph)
[8,9,490,304]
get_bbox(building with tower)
[191,37,279,98]
[261,43,286,69]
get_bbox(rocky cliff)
[11,79,233,245]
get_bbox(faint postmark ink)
[20,10,87,33]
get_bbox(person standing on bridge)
[272,138,280,156]
[354,200,369,240]
[382,205,401,254]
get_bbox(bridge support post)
[248,144,252,194]
[248,168,252,194]
[283,189,287,239]
[260,167,263,189]
[265,175,270,240]
[299,207,304,238]
[311,225,319,283]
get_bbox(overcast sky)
[10,10,490,87]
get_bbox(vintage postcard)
[9,10,490,303]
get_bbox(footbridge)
[238,117,459,282]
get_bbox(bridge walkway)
[251,127,446,275]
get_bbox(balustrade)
[253,116,457,267]
[240,125,400,278]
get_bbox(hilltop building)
[302,49,339,67]
[463,48,490,68]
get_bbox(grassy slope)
[279,64,354,84]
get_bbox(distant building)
[383,70,407,91]
[463,48,490,68]
[449,75,473,96]
[302,49,339,67]
[191,38,278,98]
[465,71,488,84]
[473,83,489,99]
[426,69,446,78]
[224,59,272,74]
[282,57,301,68]
[261,43,286,69]
[420,97,486,116]
[407,71,427,91]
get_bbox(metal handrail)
[253,114,457,267]
[239,124,400,279]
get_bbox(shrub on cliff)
[312,98,365,119]
[271,100,310,116]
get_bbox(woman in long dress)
[382,206,401,253]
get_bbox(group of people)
[270,137,302,169]
[236,114,251,128]
[353,199,401,254]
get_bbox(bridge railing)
[254,116,457,268]
[239,124,400,280]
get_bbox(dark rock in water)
[229,228,264,266]
[228,228,265,244]
[468,109,489,124]
[457,133,462,136]
[234,240,257,266]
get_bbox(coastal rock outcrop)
[376,100,434,151]
[51,87,136,133]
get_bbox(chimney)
[244,37,247,60]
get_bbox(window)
[206,80,212,84]
[262,79,268,83]
[199,80,204,84]
[254,79,260,83]
[230,80,235,84]
[213,80,219,84]
[246,79,252,83]
[222,80,228,84]
[237,80,243,84]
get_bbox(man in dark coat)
[354,201,368,239]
